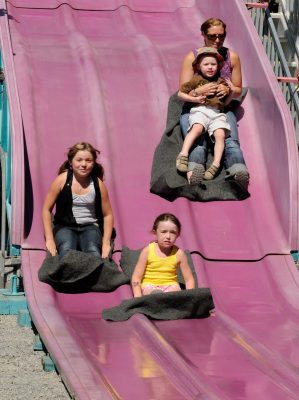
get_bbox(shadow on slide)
[1,1,299,398]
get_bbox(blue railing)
[0,49,19,282]
[245,1,299,141]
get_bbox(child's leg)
[177,124,204,173]
[204,128,226,180]
[212,128,226,167]
[180,124,204,156]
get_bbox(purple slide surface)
[1,0,299,398]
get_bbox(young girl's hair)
[201,18,226,35]
[58,142,104,179]
[152,213,181,235]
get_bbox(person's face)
[71,150,95,178]
[198,56,218,78]
[154,220,179,249]
[202,25,226,50]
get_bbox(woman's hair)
[58,142,104,179]
[152,213,181,235]
[201,18,226,35]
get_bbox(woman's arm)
[42,173,66,256]
[216,50,242,99]
[177,250,195,290]
[228,50,242,97]
[98,180,114,258]
[131,246,149,297]
[179,51,196,86]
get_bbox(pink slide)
[1,0,299,398]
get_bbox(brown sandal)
[204,164,219,180]
[176,154,188,173]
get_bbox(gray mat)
[38,250,130,293]
[102,246,214,321]
[150,92,250,201]
[102,288,214,321]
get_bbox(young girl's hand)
[46,239,57,256]
[101,242,111,259]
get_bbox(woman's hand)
[216,82,231,99]
[45,238,57,256]
[192,82,218,97]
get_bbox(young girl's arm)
[42,173,66,256]
[98,179,114,258]
[177,250,195,290]
[131,246,149,297]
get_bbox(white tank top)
[72,180,98,225]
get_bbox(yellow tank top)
[141,242,178,286]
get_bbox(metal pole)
[0,146,6,288]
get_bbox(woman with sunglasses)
[178,18,249,190]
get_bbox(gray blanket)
[150,93,250,201]
[102,288,214,321]
[38,250,130,293]
[102,247,214,321]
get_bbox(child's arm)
[177,250,195,290]
[180,75,201,94]
[131,246,149,297]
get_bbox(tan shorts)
[189,105,230,142]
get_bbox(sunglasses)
[206,33,226,40]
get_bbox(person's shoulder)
[55,171,67,186]
[184,50,196,62]
[174,245,183,256]
[228,48,240,64]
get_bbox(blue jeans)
[55,225,102,259]
[180,107,246,170]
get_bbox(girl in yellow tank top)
[131,213,195,297]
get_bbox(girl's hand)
[101,242,111,259]
[45,239,57,256]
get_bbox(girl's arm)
[131,246,149,297]
[98,179,114,258]
[42,173,66,256]
[177,250,195,290]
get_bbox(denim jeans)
[55,225,102,259]
[180,106,246,170]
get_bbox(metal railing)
[281,0,299,48]
[246,1,299,141]
[0,146,6,286]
